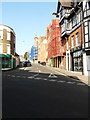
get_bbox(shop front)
[71,47,83,72]
[0,54,12,69]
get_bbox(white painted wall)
[66,50,72,71]
[83,53,90,76]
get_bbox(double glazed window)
[0,44,3,53]
[76,32,79,46]
[72,36,74,48]
[7,44,10,54]
[0,31,3,39]
[67,39,69,49]
[7,32,11,40]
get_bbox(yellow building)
[38,36,48,64]
[0,24,16,69]
[0,24,15,55]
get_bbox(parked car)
[40,62,46,66]
[22,61,31,67]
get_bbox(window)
[63,42,64,52]
[77,12,81,23]
[7,44,10,54]
[88,1,90,9]
[73,16,77,26]
[7,32,10,40]
[0,44,3,53]
[61,56,63,66]
[89,21,90,41]
[76,32,79,46]
[0,31,3,39]
[72,36,74,48]
[67,39,69,49]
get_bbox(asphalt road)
[2,64,89,119]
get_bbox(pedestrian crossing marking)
[49,79,56,82]
[34,78,42,80]
[48,73,57,78]
[77,83,86,86]
[57,80,65,83]
[28,76,34,79]
[67,81,76,84]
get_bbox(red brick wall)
[47,18,61,59]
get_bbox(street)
[2,64,88,119]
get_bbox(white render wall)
[66,50,72,71]
[83,53,90,76]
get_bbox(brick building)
[0,24,17,69]
[46,18,62,68]
[54,0,90,76]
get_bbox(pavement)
[40,65,89,86]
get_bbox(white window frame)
[72,36,74,48]
[67,39,69,50]
[7,44,10,54]
[0,30,3,39]
[76,32,79,46]
[0,43,3,53]
[7,32,11,41]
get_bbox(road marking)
[49,79,56,82]
[28,76,34,79]
[19,68,24,70]
[57,80,65,83]
[17,76,20,77]
[34,74,39,77]
[12,75,15,77]
[43,78,47,80]
[48,73,57,78]
[34,78,42,80]
[43,66,79,82]
[67,81,76,84]
[77,83,86,86]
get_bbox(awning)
[0,54,12,58]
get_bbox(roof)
[15,52,19,56]
[59,0,73,8]
[0,24,16,36]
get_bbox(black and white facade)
[56,0,90,77]
[83,1,90,76]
